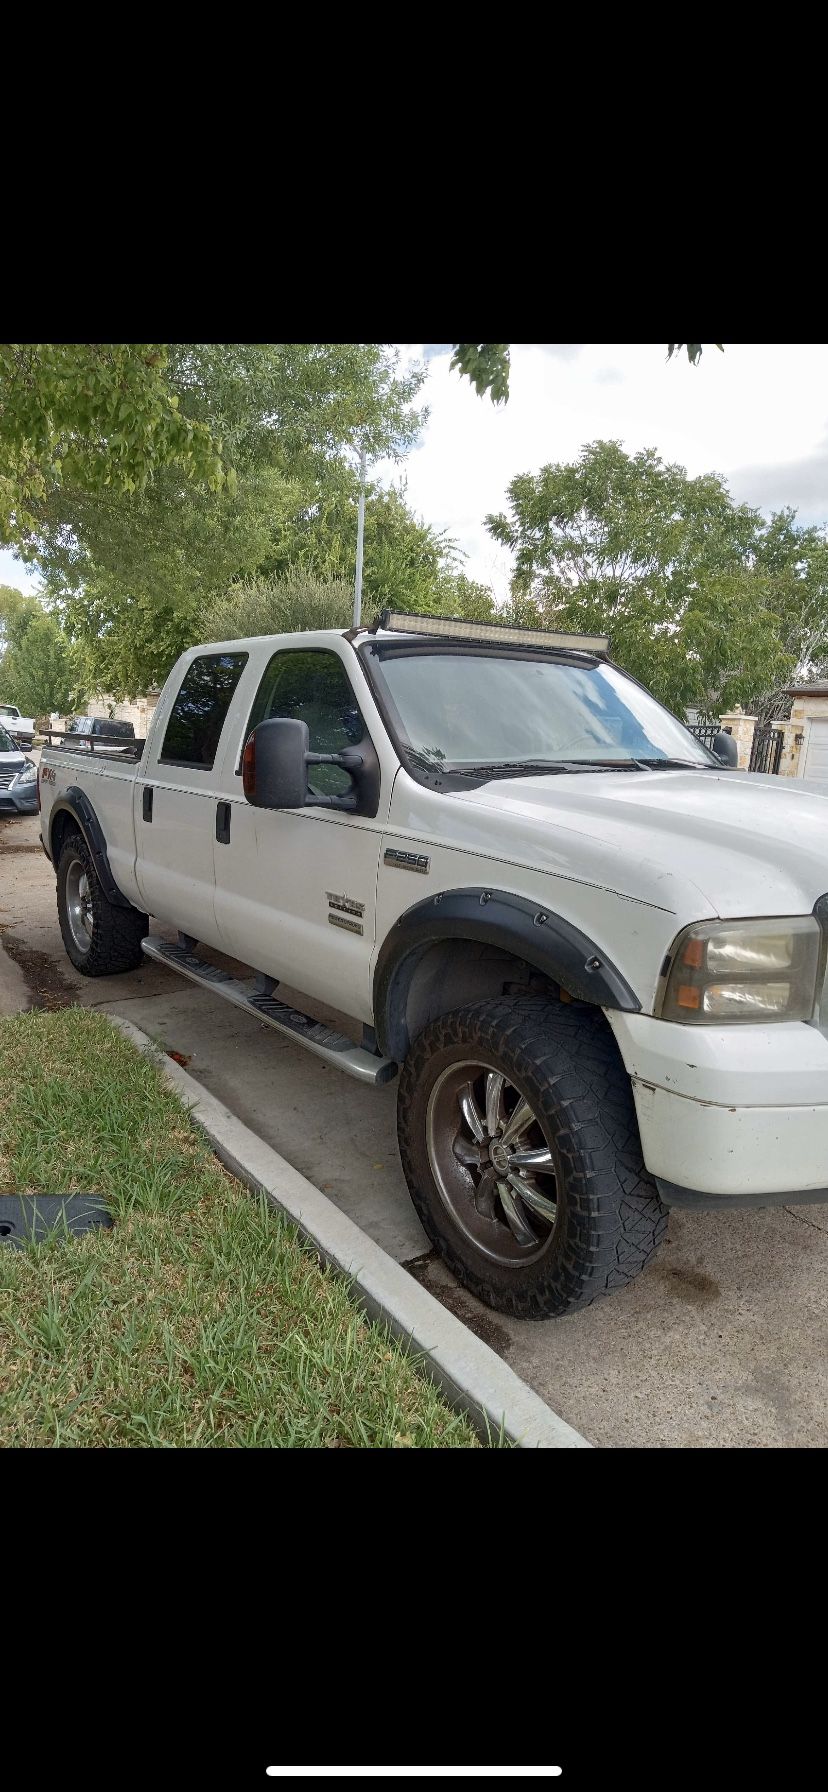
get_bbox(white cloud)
[375,343,828,598]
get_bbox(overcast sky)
[3,343,827,603]
[377,343,828,603]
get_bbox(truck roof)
[189,625,605,661]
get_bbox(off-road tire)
[56,830,148,976]
[397,996,668,1319]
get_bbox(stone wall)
[49,691,159,740]
[718,709,756,771]
[717,694,828,777]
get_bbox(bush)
[202,571,354,643]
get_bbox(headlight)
[657,917,822,1024]
[14,761,37,784]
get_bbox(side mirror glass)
[242,716,376,813]
[711,729,739,767]
[243,718,311,808]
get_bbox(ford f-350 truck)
[37,611,828,1318]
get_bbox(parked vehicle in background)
[63,716,137,755]
[0,723,38,814]
[0,703,35,750]
[36,610,828,1319]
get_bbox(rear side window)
[160,652,248,770]
[94,718,134,738]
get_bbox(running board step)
[141,936,397,1086]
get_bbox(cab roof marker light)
[375,610,610,656]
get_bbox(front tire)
[56,831,148,976]
[397,996,668,1319]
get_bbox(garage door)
[801,719,828,788]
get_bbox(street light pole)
[353,442,367,629]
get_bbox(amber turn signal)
[242,734,256,799]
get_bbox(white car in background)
[0,703,35,750]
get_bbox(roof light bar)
[376,610,609,655]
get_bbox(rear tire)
[396,996,668,1319]
[56,830,148,977]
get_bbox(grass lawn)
[0,1009,480,1448]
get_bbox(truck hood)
[455,766,828,919]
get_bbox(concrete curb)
[112,1015,591,1450]
[0,937,31,1017]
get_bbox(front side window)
[244,649,366,798]
[160,652,248,770]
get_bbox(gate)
[749,725,784,775]
[688,722,722,752]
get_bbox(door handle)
[216,800,231,845]
[142,786,153,822]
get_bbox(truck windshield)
[367,648,715,772]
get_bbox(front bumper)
[608,1010,828,1203]
[0,786,38,814]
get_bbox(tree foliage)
[255,478,459,612]
[0,344,225,544]
[18,344,429,695]
[485,440,808,717]
[202,562,501,648]
[202,572,354,643]
[451,343,724,404]
[0,585,81,717]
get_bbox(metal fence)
[749,725,784,775]
[688,722,722,752]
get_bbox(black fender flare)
[373,886,641,1059]
[48,788,132,909]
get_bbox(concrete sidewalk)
[2,812,827,1447]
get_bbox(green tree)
[259,478,460,610]
[202,571,354,643]
[0,582,38,650]
[23,344,427,694]
[0,344,225,543]
[486,440,794,717]
[0,587,81,716]
[451,343,723,403]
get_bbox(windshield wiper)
[447,758,649,779]
[631,757,717,770]
[448,760,579,778]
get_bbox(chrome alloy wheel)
[425,1059,559,1266]
[65,856,95,955]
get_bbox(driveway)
[2,799,826,1447]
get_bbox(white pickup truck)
[0,703,35,751]
[37,611,828,1318]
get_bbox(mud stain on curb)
[402,1249,514,1356]
[0,925,75,1011]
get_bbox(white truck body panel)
[0,703,35,746]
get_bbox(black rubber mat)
[0,1195,113,1249]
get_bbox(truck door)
[211,644,389,1024]
[134,649,249,946]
